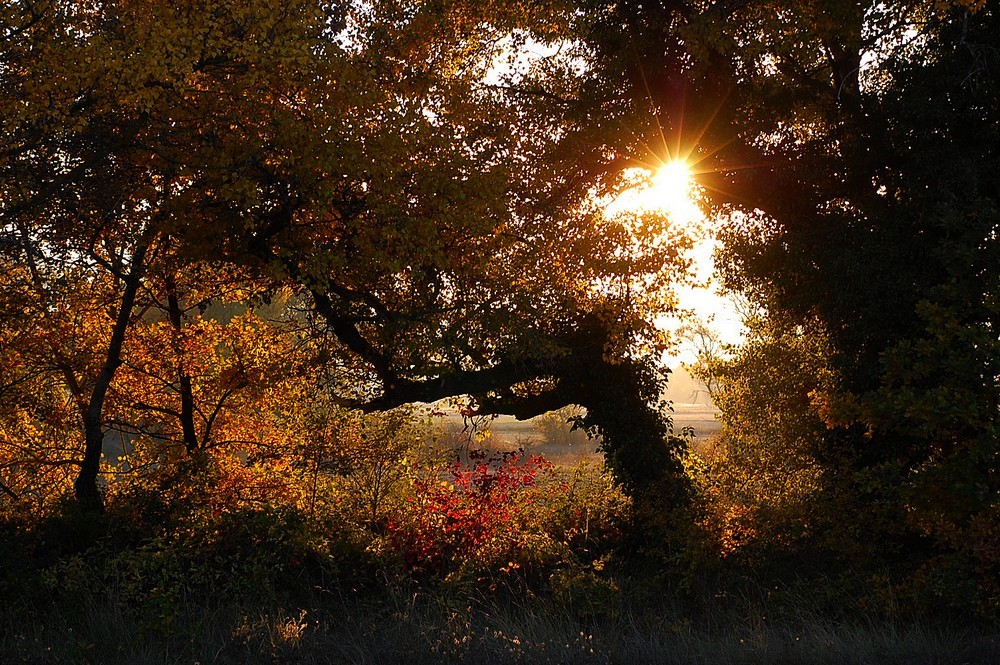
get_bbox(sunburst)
[648,159,697,221]
[606,157,702,227]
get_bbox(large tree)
[1,0,694,508]
[582,0,998,576]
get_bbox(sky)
[483,34,745,366]
[606,164,746,367]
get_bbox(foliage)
[685,314,829,560]
[386,450,554,578]
[577,0,999,610]
[1,0,694,510]
[2,0,1000,651]
[0,406,644,654]
[4,401,630,593]
[382,448,630,586]
[533,406,592,448]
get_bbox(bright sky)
[482,36,744,367]
[607,162,745,365]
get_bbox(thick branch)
[0,480,18,501]
[358,358,551,412]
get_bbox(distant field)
[433,402,721,466]
[103,398,721,467]
[671,403,723,439]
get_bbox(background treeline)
[1,0,998,662]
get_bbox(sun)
[606,159,701,225]
[650,160,694,217]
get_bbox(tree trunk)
[165,271,200,453]
[74,236,151,512]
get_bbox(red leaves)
[387,450,553,575]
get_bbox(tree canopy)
[579,0,997,575]
[2,0,997,594]
[2,0,1000,642]
[1,0,694,508]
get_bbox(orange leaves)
[113,288,304,452]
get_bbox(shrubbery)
[2,399,999,664]
[0,409,634,636]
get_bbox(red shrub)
[387,450,554,575]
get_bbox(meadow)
[2,409,996,664]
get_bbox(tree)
[580,0,998,585]
[678,318,727,401]
[0,260,88,516]
[2,0,696,508]
[707,2,1000,559]
[686,310,837,559]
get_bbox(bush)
[385,450,556,578]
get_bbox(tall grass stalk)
[3,584,997,664]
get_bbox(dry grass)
[3,586,997,665]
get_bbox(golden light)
[605,159,701,226]
[604,155,746,366]
[649,159,694,218]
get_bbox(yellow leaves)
[83,265,309,455]
[0,343,83,517]
[934,0,988,13]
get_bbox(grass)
[2,433,995,664]
[3,582,998,665]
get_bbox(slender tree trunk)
[164,271,200,453]
[0,480,18,500]
[74,237,151,512]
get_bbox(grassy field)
[4,583,998,664]
[437,403,721,466]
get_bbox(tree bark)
[74,235,151,512]
[164,271,200,453]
